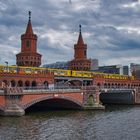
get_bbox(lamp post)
[81,63,84,88]
[5,61,8,72]
[4,61,9,88]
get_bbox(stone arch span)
[23,95,83,110]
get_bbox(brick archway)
[32,81,37,87]
[44,81,49,88]
[11,80,16,87]
[23,95,83,110]
[17,80,23,87]
[25,80,30,87]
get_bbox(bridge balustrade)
[22,87,82,94]
[1,86,82,94]
[0,85,102,95]
[2,85,136,95]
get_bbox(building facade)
[130,63,140,78]
[95,65,129,75]
[90,59,99,70]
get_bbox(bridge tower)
[16,11,42,67]
[69,25,91,71]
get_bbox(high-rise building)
[90,59,99,70]
[94,65,129,75]
[16,11,42,67]
[130,63,140,78]
[123,66,129,75]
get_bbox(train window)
[84,50,86,56]
[25,68,31,74]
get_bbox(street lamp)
[5,61,8,72]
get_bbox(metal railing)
[0,86,82,94]
[1,85,139,95]
[22,86,82,94]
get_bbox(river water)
[0,106,140,140]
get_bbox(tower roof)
[77,24,84,45]
[25,11,33,34]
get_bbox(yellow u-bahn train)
[0,65,134,80]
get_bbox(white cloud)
[122,0,140,8]
[116,26,140,34]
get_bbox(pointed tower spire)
[29,11,31,20]
[79,24,81,33]
[25,11,33,34]
[77,24,84,45]
[73,24,87,60]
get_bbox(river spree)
[0,106,140,140]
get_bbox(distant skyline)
[0,0,140,66]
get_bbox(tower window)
[26,40,30,48]
[84,50,86,56]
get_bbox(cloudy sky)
[0,0,140,66]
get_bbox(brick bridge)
[0,86,104,116]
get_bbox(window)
[84,50,86,56]
[26,40,30,48]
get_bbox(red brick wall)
[20,92,83,107]
[0,96,5,106]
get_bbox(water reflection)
[0,106,140,140]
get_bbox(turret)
[74,25,87,59]
[16,11,42,67]
[69,25,91,71]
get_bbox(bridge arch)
[23,95,83,111]
[3,80,8,86]
[32,81,37,87]
[25,80,30,87]
[17,80,23,87]
[11,80,16,87]
[44,81,49,88]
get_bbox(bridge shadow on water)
[25,98,82,115]
[104,104,140,112]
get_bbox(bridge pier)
[2,89,25,116]
[83,87,105,110]
[3,103,25,116]
[134,89,140,104]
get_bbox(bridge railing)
[0,85,100,94]
[0,89,4,93]
[99,85,136,90]
[22,86,82,93]
[0,86,83,94]
[2,85,137,95]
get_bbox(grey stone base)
[84,103,105,110]
[3,104,25,116]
